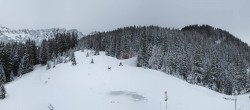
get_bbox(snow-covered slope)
[0,24,84,44]
[0,51,249,110]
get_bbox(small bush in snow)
[86,52,89,57]
[90,58,94,64]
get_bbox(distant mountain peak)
[0,24,10,31]
[0,25,84,44]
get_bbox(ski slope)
[0,50,249,110]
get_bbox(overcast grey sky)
[0,0,249,44]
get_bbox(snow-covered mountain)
[0,50,249,110]
[0,24,84,44]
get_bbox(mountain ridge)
[0,25,84,44]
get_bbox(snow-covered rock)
[215,39,221,44]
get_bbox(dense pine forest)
[78,25,250,95]
[0,33,78,98]
[1,24,250,98]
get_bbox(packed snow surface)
[0,50,249,110]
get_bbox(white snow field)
[0,50,249,110]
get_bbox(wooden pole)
[164,91,168,110]
[166,101,167,109]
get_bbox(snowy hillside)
[0,50,249,110]
[0,24,84,44]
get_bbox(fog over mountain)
[0,0,249,44]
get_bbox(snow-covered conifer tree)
[86,52,89,57]
[0,64,6,83]
[46,61,51,70]
[0,64,6,99]
[71,53,77,65]
[0,85,6,99]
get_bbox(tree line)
[78,25,250,95]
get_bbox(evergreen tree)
[46,61,51,70]
[94,50,100,55]
[0,64,6,83]
[148,45,163,69]
[17,57,24,77]
[0,44,13,82]
[39,40,48,65]
[9,71,14,82]
[56,53,63,64]
[234,59,248,94]
[137,32,148,67]
[0,85,6,99]
[53,60,56,68]
[71,53,77,65]
[0,64,6,99]
[52,53,56,68]
[86,52,89,57]
[12,51,20,76]
[21,54,32,74]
